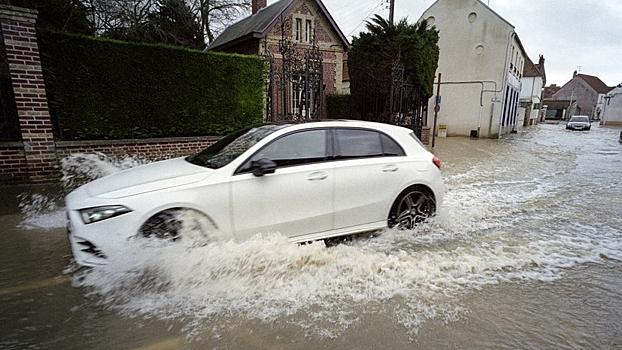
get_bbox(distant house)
[601,84,622,126]
[419,0,529,138]
[519,55,546,126]
[543,72,613,120]
[209,0,349,120]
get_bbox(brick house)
[543,72,613,120]
[209,0,350,120]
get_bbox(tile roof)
[577,74,613,94]
[523,57,542,77]
[209,0,349,51]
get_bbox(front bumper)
[65,186,142,267]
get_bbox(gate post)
[0,4,58,183]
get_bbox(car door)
[230,129,334,241]
[332,128,407,230]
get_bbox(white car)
[65,121,444,266]
[566,115,591,130]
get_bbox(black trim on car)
[233,126,406,175]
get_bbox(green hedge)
[326,94,351,119]
[39,31,265,140]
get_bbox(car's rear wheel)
[388,187,436,230]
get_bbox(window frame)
[233,126,406,175]
[234,128,332,175]
[331,127,406,161]
[295,17,302,42]
[305,19,313,43]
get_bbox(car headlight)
[79,205,132,224]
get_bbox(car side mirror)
[251,158,277,177]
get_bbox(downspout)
[497,30,516,138]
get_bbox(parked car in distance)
[65,120,444,267]
[566,115,591,130]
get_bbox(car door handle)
[382,165,399,172]
[307,171,328,181]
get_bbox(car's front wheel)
[139,208,214,242]
[388,186,436,230]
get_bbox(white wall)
[602,86,622,125]
[421,0,515,138]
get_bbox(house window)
[305,19,313,43]
[292,75,309,116]
[295,18,302,41]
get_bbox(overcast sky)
[270,0,622,87]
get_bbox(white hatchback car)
[66,120,444,266]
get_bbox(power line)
[347,0,386,37]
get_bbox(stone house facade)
[209,0,350,120]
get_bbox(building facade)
[601,84,622,126]
[419,0,528,138]
[544,72,613,120]
[209,0,349,121]
[519,55,546,126]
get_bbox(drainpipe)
[498,30,516,138]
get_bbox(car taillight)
[432,156,441,169]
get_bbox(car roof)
[267,120,412,134]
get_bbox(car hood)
[85,157,212,199]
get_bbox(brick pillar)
[0,5,58,182]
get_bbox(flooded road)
[1,123,621,349]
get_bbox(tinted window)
[246,129,327,168]
[570,116,589,123]
[335,129,383,158]
[381,134,405,156]
[187,124,289,169]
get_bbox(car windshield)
[186,124,290,169]
[570,116,589,123]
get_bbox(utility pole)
[389,0,395,23]
[432,73,441,148]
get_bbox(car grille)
[76,240,107,259]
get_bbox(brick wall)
[0,142,27,183]
[55,136,220,161]
[0,5,57,183]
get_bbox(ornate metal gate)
[388,59,427,139]
[261,21,324,122]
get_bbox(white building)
[520,55,546,126]
[420,0,528,138]
[601,84,622,126]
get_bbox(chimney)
[538,55,545,67]
[252,0,267,14]
[573,70,578,78]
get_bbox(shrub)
[39,30,265,140]
[326,94,351,119]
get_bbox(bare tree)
[187,0,250,44]
[80,0,248,45]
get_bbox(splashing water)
[10,125,622,339]
[17,153,149,230]
[67,125,622,339]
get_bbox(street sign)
[435,96,442,105]
[434,105,441,113]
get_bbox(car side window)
[335,128,403,159]
[243,129,328,170]
[381,134,405,156]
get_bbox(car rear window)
[570,116,589,123]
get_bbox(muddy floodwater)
[1,124,621,349]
